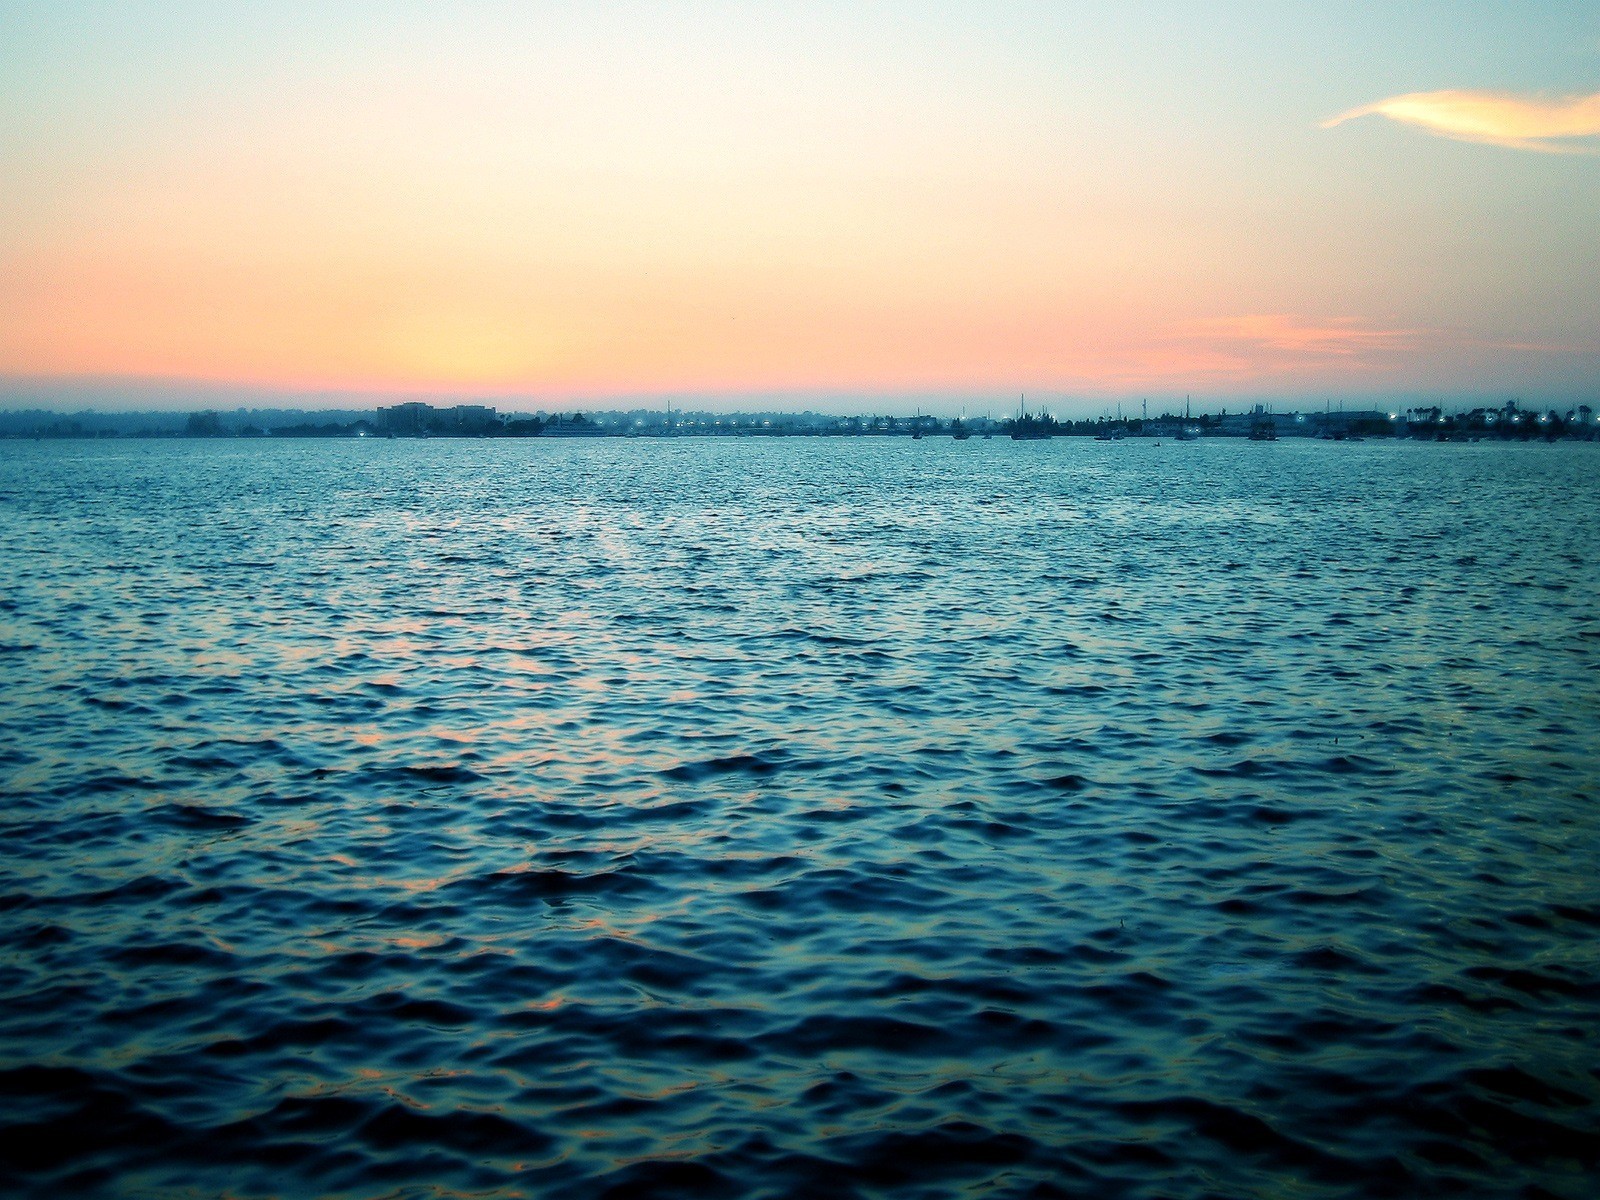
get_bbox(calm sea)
[1,436,1597,1199]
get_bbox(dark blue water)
[2,437,1597,1198]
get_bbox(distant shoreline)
[4,401,1596,443]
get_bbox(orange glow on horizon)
[0,234,1427,400]
[0,82,1431,401]
[4,8,1595,406]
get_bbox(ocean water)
[1,436,1597,1199]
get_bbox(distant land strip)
[3,400,1596,442]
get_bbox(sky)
[2,1,1598,414]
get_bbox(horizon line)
[2,375,1593,417]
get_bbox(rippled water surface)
[2,437,1598,1198]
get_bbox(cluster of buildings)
[376,402,502,436]
[1142,402,1599,441]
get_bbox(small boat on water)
[951,418,972,441]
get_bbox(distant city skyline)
[3,2,1598,412]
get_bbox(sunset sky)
[3,1,1597,413]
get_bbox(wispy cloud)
[1130,315,1420,386]
[1181,315,1414,358]
[1323,89,1600,153]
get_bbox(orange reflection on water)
[569,916,654,947]
[396,873,463,894]
[387,933,450,950]
[379,1084,430,1110]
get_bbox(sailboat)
[1174,395,1199,440]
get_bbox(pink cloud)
[1180,314,1415,359]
